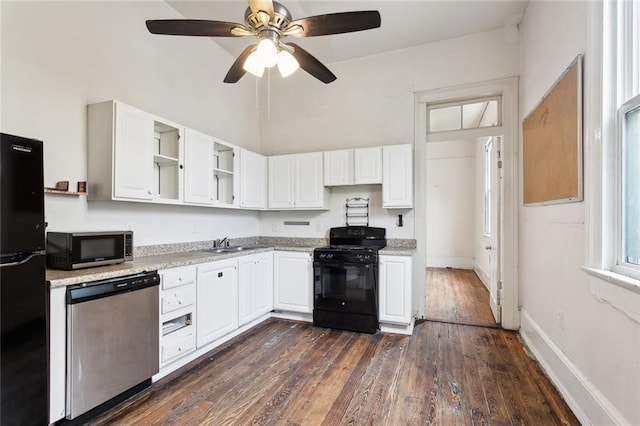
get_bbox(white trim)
[415,76,519,330]
[520,310,631,425]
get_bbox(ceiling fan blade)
[248,0,274,22]
[285,11,381,38]
[287,43,336,84]
[223,45,255,84]
[146,19,248,37]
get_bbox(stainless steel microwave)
[46,231,133,270]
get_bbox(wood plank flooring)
[426,268,498,327]
[92,269,579,425]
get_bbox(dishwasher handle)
[66,271,160,304]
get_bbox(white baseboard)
[520,310,629,425]
[380,318,414,335]
[474,266,490,290]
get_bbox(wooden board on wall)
[523,55,583,205]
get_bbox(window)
[613,1,640,279]
[428,97,501,133]
[484,137,493,236]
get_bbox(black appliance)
[0,133,48,424]
[313,226,386,334]
[46,230,133,270]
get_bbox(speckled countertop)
[47,237,416,289]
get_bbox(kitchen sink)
[205,245,269,253]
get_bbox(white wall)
[519,2,640,424]
[1,1,261,246]
[425,139,476,268]
[258,28,520,318]
[259,185,414,239]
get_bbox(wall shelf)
[45,188,87,196]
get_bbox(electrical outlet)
[557,310,565,330]
[126,224,134,231]
[272,222,281,231]
[316,223,322,232]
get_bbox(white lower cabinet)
[273,251,313,313]
[238,252,274,326]
[379,255,413,325]
[159,265,197,367]
[196,258,239,347]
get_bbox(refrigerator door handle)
[0,251,45,268]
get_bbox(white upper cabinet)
[354,147,382,184]
[184,128,238,207]
[184,128,214,205]
[88,100,183,203]
[323,149,353,186]
[323,147,381,186]
[382,144,413,208]
[239,149,267,209]
[268,152,326,209]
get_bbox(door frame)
[413,77,519,330]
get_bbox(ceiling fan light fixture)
[243,50,265,77]
[256,38,278,68]
[277,50,299,77]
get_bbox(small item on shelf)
[55,180,69,191]
[77,181,87,193]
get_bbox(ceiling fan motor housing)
[244,1,291,32]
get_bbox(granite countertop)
[47,237,416,289]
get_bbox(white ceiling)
[167,1,528,65]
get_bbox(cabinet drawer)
[161,266,196,290]
[161,326,196,364]
[161,285,195,314]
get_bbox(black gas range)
[313,226,386,334]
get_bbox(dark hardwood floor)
[426,267,499,327]
[92,269,578,425]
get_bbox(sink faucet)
[214,237,230,248]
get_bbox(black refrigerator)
[0,133,48,425]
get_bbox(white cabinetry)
[379,255,412,325]
[159,266,197,366]
[239,149,267,209]
[238,252,274,326]
[268,152,326,209]
[88,100,184,203]
[324,147,382,186]
[184,128,238,207]
[382,144,413,208]
[273,251,313,313]
[196,258,238,346]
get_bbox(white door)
[268,155,295,209]
[184,128,214,205]
[295,152,324,208]
[239,149,266,209]
[273,252,312,313]
[255,253,274,316]
[113,103,153,200]
[238,255,258,326]
[196,260,238,346]
[354,147,382,184]
[323,150,352,186]
[382,144,413,208]
[487,137,502,323]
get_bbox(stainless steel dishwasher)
[66,271,160,420]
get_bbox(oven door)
[313,261,378,315]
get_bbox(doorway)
[424,134,502,327]
[413,77,519,330]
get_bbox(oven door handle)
[314,261,374,268]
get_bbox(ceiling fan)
[146,0,381,84]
